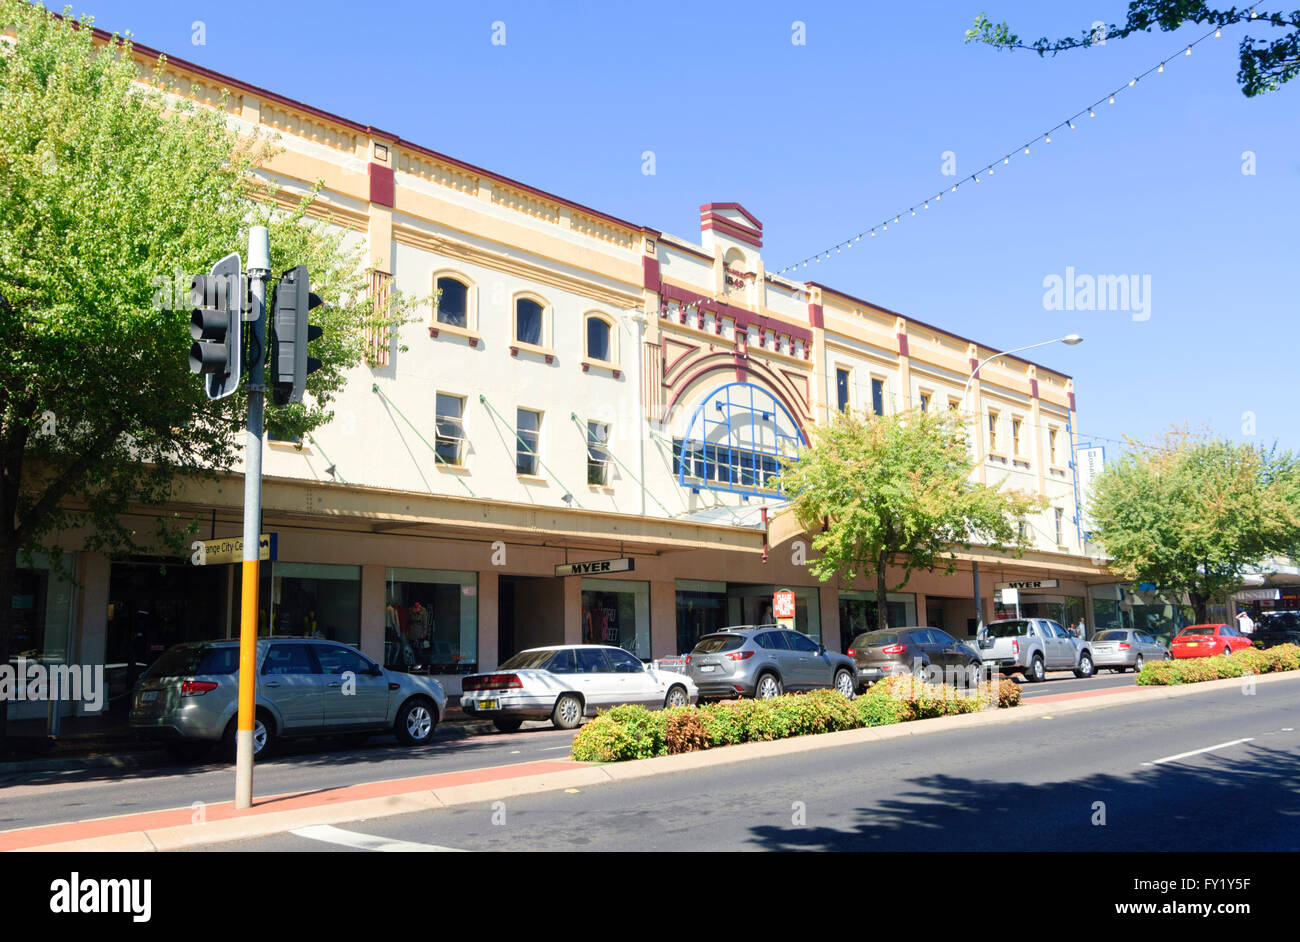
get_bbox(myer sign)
[995,579,1059,590]
[554,558,635,577]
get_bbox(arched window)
[586,314,613,363]
[435,276,469,327]
[515,297,545,346]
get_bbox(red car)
[1170,624,1254,659]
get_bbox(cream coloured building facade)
[17,32,1132,722]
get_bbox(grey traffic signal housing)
[270,265,323,406]
[188,252,243,400]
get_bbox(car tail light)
[1011,640,1020,655]
[181,681,218,697]
[1118,643,1131,650]
[724,651,754,661]
[881,644,905,654]
[846,648,856,657]
[464,673,523,691]
[684,656,692,666]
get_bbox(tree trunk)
[1190,591,1208,625]
[0,534,17,758]
[876,554,890,632]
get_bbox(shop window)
[516,408,541,475]
[435,276,469,328]
[838,590,917,652]
[269,563,360,646]
[385,568,478,674]
[581,578,650,658]
[435,393,466,466]
[587,421,611,485]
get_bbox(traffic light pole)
[235,226,270,810]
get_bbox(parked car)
[685,626,857,701]
[129,637,447,761]
[1089,629,1171,672]
[459,645,698,732]
[1170,624,1254,659]
[846,627,982,690]
[975,618,1096,682]
[1250,610,1300,649]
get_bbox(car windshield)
[692,635,745,654]
[145,645,239,678]
[499,649,560,670]
[1095,630,1130,641]
[852,631,900,647]
[986,621,1032,637]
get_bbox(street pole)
[235,226,270,810]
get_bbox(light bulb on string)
[1068,120,1075,130]
[1089,108,1095,118]
[870,229,875,236]
[1129,78,1136,86]
[894,216,900,223]
[1045,133,1051,143]
[1004,156,1009,164]
[910,208,916,216]
[1158,62,1164,73]
[1024,146,1030,154]
[1185,45,1192,56]
[1109,94,1115,104]
[1215,26,1221,37]
[924,201,929,209]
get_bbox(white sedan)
[460,645,698,733]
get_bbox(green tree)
[1088,430,1300,623]
[965,2,1300,96]
[773,407,1044,633]
[0,3,420,748]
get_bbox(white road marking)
[541,746,571,751]
[290,824,464,852]
[1143,738,1255,766]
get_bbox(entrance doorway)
[497,576,564,663]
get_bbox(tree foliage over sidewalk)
[0,1,422,729]
[774,408,1043,632]
[1088,430,1300,622]
[965,2,1300,96]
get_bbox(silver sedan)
[460,645,698,732]
[1090,629,1171,673]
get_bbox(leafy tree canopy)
[965,2,1300,96]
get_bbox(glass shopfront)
[727,584,821,641]
[8,558,75,720]
[676,581,728,655]
[385,568,477,674]
[838,590,917,652]
[993,595,1086,633]
[581,578,649,659]
[270,563,360,645]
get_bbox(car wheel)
[1027,655,1046,683]
[222,710,275,761]
[552,694,583,730]
[664,685,689,709]
[834,669,856,699]
[1222,645,1232,656]
[394,697,438,745]
[492,717,524,734]
[1134,655,1145,673]
[755,673,782,700]
[1073,653,1095,679]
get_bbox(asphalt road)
[193,678,1300,852]
[0,669,1174,833]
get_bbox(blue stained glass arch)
[676,382,807,496]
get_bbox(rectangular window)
[582,578,650,658]
[385,568,478,675]
[919,392,931,413]
[270,563,361,646]
[988,411,999,451]
[435,393,465,466]
[1049,428,1059,465]
[836,368,850,413]
[516,408,541,475]
[1011,417,1022,456]
[587,421,611,485]
[871,377,885,416]
[1054,507,1064,546]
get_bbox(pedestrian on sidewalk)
[1236,609,1255,636]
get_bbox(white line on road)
[541,746,571,751]
[1142,738,1255,767]
[289,824,464,852]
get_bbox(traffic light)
[188,252,243,400]
[270,265,323,406]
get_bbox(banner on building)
[1076,445,1106,530]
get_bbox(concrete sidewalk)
[7,670,1294,852]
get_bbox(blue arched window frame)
[676,382,807,496]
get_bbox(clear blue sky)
[87,1,1300,454]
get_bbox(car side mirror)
[818,644,827,655]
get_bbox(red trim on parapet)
[700,203,763,231]
[659,283,812,345]
[701,218,763,249]
[642,256,660,291]
[369,163,395,207]
[897,333,909,357]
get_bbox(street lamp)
[959,333,1082,413]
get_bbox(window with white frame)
[988,410,999,451]
[434,393,466,466]
[1054,507,1064,546]
[1049,427,1060,465]
[586,314,614,363]
[836,368,850,413]
[919,390,931,413]
[514,296,547,347]
[1011,417,1023,457]
[516,408,541,475]
[587,421,611,485]
[435,275,471,328]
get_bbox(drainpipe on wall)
[629,311,649,517]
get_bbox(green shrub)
[1264,644,1300,671]
[698,701,749,746]
[664,706,710,754]
[855,687,904,726]
[1135,644,1300,686]
[569,704,666,762]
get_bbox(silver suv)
[976,618,1095,682]
[686,626,857,701]
[129,638,447,761]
